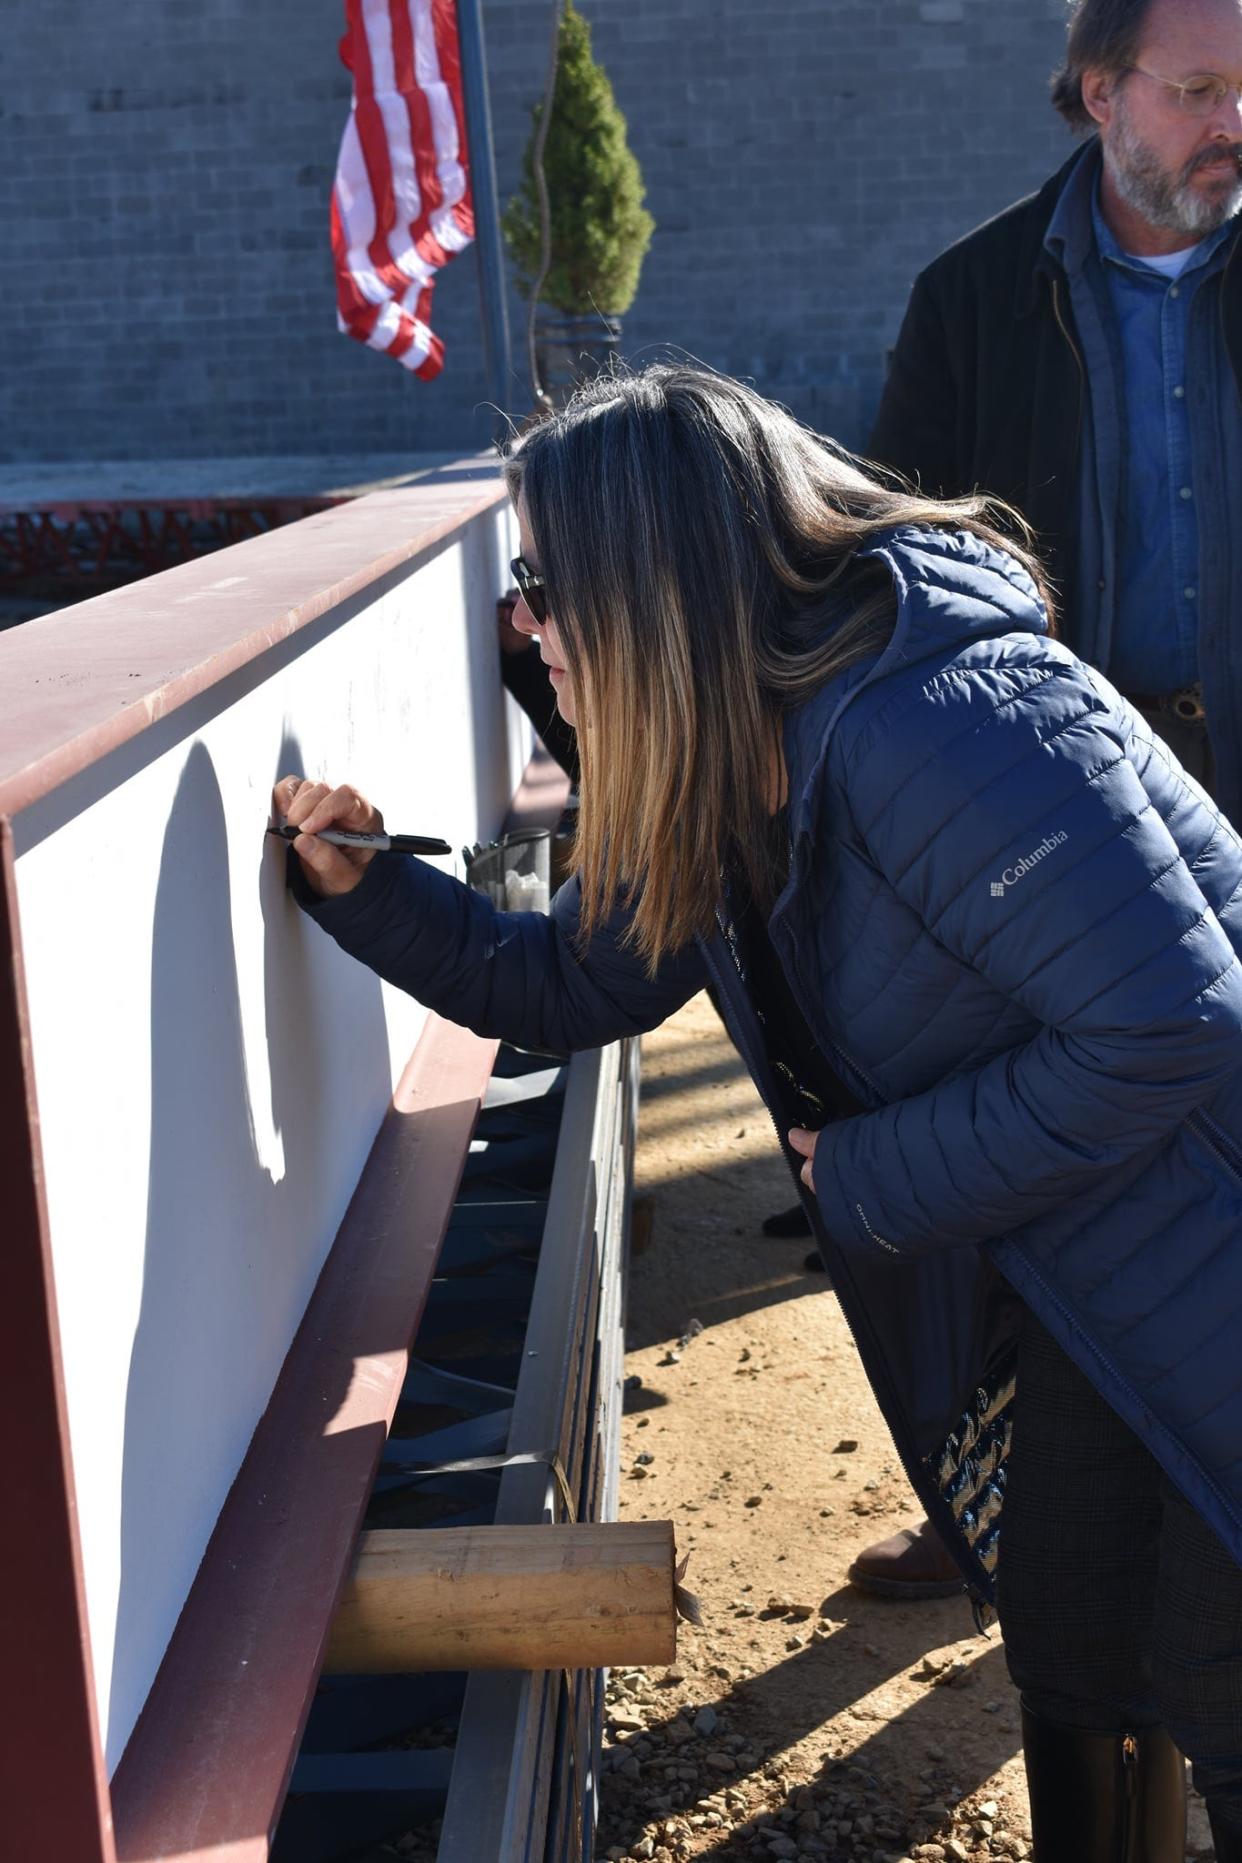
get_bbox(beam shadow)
[598,1584,1024,1860]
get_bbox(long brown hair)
[504,364,1052,972]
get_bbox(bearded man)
[851,0,1242,1628]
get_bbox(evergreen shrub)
[503,2,655,318]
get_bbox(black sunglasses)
[510,554,548,625]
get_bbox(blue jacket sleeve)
[814,658,1242,1258]
[292,852,707,1053]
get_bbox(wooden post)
[324,1521,677,1673]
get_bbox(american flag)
[332,0,475,381]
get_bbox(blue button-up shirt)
[1092,188,1235,693]
[1044,144,1238,698]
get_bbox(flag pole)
[456,0,513,437]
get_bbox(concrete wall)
[3,0,1076,465]
[5,482,525,1771]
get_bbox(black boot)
[1021,1702,1186,1862]
[761,1203,812,1239]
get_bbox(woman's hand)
[272,773,384,899]
[788,1126,819,1194]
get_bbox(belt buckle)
[1169,683,1206,726]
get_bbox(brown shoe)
[847,1518,965,1600]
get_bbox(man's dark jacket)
[868,148,1242,710]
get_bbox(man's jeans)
[996,1313,1242,1825]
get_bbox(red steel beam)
[0,478,527,1859]
[0,475,509,822]
[110,1010,499,1862]
[0,822,116,1863]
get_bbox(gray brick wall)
[1,0,1076,466]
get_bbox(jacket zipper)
[1122,1731,1139,1859]
[1189,1106,1242,1187]
[1050,274,1086,459]
[768,878,885,1109]
[700,920,992,1607]
[823,1034,883,1109]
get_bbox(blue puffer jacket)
[297,526,1242,1606]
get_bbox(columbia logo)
[991,830,1069,896]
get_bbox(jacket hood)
[781,524,1051,846]
[860,522,1051,651]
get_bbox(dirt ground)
[594,992,1216,1863]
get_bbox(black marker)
[268,823,452,856]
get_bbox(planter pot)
[533,314,622,407]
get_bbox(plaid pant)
[996,1311,1242,1822]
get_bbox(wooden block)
[324,1521,676,1674]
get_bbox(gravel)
[593,1670,1037,1863]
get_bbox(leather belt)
[1126,681,1207,727]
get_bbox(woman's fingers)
[283,781,331,829]
[296,783,382,837]
[271,775,384,837]
[788,1126,818,1194]
[273,776,332,831]
[270,773,382,899]
[290,830,370,897]
[273,773,309,819]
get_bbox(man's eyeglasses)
[510,555,548,625]
[1129,66,1242,118]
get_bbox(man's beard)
[1105,103,1242,238]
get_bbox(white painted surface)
[13,504,528,1772]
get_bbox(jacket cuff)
[813,1123,906,1264]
